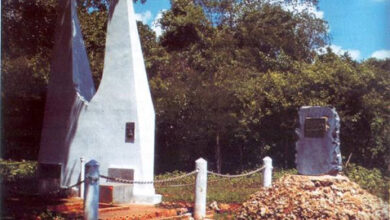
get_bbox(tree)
[2,0,389,173]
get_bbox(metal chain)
[156,182,195,188]
[207,165,266,178]
[65,180,85,189]
[154,170,198,183]
[100,175,153,184]
[100,170,198,185]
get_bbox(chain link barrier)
[207,165,266,178]
[99,170,198,186]
[157,182,195,188]
[100,166,266,187]
[10,165,266,195]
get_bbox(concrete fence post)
[263,156,273,188]
[194,158,207,220]
[84,160,100,220]
[80,157,85,199]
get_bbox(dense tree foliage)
[2,0,389,173]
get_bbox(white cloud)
[317,45,361,60]
[331,45,361,60]
[371,50,390,59]
[284,3,324,19]
[135,10,152,24]
[270,0,324,19]
[151,9,166,38]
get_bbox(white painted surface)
[39,0,95,171]
[263,157,273,188]
[84,160,100,220]
[39,0,160,203]
[194,158,207,220]
[80,157,85,198]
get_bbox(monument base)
[301,174,349,181]
[38,178,79,197]
[129,193,162,205]
[38,178,61,194]
[99,183,161,205]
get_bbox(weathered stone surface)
[237,175,389,219]
[295,106,342,175]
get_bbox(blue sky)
[134,0,390,60]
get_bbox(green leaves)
[2,0,389,173]
[160,0,213,51]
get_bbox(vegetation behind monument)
[2,0,389,174]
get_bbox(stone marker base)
[99,183,161,205]
[302,174,349,181]
[129,193,162,205]
[38,178,61,194]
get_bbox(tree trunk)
[239,145,244,171]
[284,139,289,168]
[215,132,221,173]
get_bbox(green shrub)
[0,159,37,182]
[37,210,66,220]
[344,163,389,200]
[1,159,387,203]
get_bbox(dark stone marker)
[295,106,342,175]
[38,163,62,179]
[107,168,134,182]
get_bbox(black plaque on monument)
[125,122,135,143]
[304,117,327,138]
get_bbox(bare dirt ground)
[3,193,233,219]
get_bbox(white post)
[194,158,207,220]
[80,157,85,198]
[84,160,99,220]
[263,157,273,188]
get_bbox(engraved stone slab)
[107,168,134,182]
[295,106,342,175]
[304,117,327,138]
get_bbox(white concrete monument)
[38,0,96,192]
[38,0,161,204]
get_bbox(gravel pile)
[237,175,389,219]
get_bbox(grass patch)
[155,168,298,203]
[0,160,388,203]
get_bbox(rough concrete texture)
[38,0,96,181]
[39,0,160,204]
[100,183,133,204]
[295,106,342,175]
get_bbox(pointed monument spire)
[41,0,161,203]
[38,0,95,177]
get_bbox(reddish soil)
[3,191,240,219]
[3,194,195,219]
